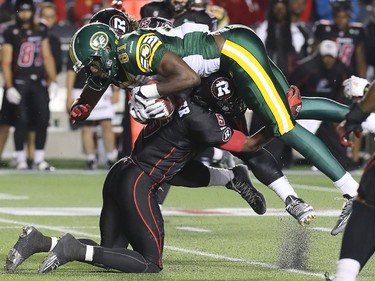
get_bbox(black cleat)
[285,195,315,225]
[5,226,44,273]
[331,195,354,236]
[39,233,80,274]
[226,164,267,215]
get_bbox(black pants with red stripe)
[339,155,375,269]
[91,158,163,273]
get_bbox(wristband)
[140,84,161,99]
[346,102,370,124]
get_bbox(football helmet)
[89,8,133,36]
[138,17,174,29]
[167,0,193,13]
[192,72,246,118]
[69,22,118,91]
[14,0,35,25]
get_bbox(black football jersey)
[313,20,365,71]
[3,22,49,78]
[132,97,233,183]
[140,1,172,19]
[140,1,217,31]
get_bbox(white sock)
[268,176,298,203]
[49,237,58,251]
[85,245,94,262]
[87,154,96,161]
[34,150,45,164]
[16,150,26,163]
[334,172,358,197]
[106,150,117,162]
[208,166,234,186]
[333,258,360,281]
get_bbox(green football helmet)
[69,22,119,91]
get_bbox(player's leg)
[99,119,117,168]
[12,84,29,170]
[240,148,315,225]
[332,156,375,280]
[170,159,266,214]
[39,159,163,273]
[221,27,358,234]
[31,82,54,171]
[81,124,98,169]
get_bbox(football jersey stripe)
[136,33,162,73]
[222,40,294,134]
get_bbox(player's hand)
[343,75,369,99]
[286,85,302,118]
[70,104,91,122]
[129,97,169,123]
[48,81,59,99]
[336,102,370,147]
[6,87,21,104]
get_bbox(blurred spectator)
[0,0,57,170]
[65,15,119,170]
[73,0,112,27]
[256,0,304,77]
[290,0,314,32]
[251,0,309,168]
[193,0,229,29]
[39,2,62,74]
[289,40,358,169]
[314,0,360,22]
[211,0,268,28]
[364,0,375,81]
[312,0,367,164]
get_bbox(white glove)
[343,75,369,99]
[6,87,21,104]
[48,81,59,99]
[129,95,170,123]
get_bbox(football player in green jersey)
[68,21,360,235]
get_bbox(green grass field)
[0,167,373,280]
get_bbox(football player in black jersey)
[325,77,375,281]
[86,7,316,225]
[0,0,57,171]
[4,72,268,274]
[141,0,217,31]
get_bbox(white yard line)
[0,217,326,279]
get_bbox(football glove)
[343,75,369,99]
[336,102,370,147]
[6,87,21,104]
[286,85,302,118]
[129,96,172,124]
[70,104,91,122]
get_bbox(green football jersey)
[116,22,221,78]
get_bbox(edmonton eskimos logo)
[89,32,109,50]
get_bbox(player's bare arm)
[156,51,201,96]
[42,38,57,84]
[1,43,13,89]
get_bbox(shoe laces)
[337,197,353,220]
[286,197,307,215]
[232,181,256,204]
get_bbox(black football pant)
[13,79,50,151]
[89,158,162,273]
[339,155,375,269]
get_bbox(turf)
[0,168,373,280]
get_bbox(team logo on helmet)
[109,15,128,35]
[211,77,233,101]
[90,32,109,50]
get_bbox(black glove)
[336,102,370,147]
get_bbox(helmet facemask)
[70,23,119,91]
